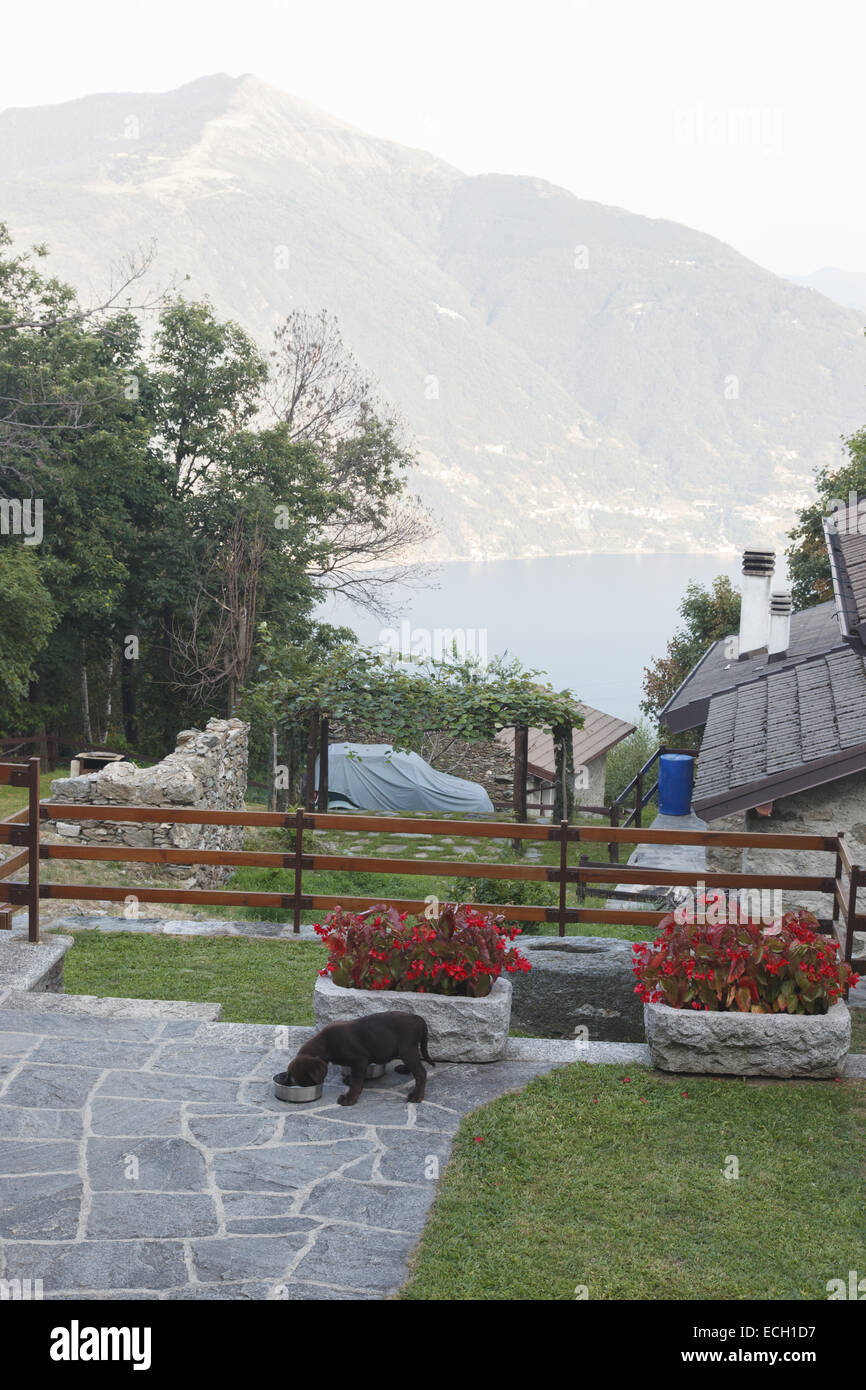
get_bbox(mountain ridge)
[2,73,864,561]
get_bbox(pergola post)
[512,723,528,853]
[304,709,319,812]
[318,715,330,811]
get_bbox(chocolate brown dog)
[287,1012,435,1106]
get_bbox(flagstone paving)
[0,997,595,1300]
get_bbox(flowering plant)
[314,902,531,998]
[633,903,859,1014]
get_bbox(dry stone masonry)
[46,719,249,887]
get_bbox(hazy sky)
[1,0,863,276]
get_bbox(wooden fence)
[0,759,863,964]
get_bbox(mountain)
[2,73,865,561]
[788,267,866,315]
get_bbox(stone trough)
[509,935,644,1043]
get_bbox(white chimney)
[768,591,793,661]
[738,549,775,659]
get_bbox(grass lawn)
[56,930,325,1025]
[401,1062,866,1301]
[0,762,70,816]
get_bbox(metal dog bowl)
[273,1071,323,1103]
[341,1062,387,1081]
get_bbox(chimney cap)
[742,548,776,575]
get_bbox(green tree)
[0,547,57,728]
[0,223,157,743]
[605,717,658,803]
[786,427,866,610]
[1,231,432,756]
[641,576,741,731]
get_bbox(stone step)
[0,989,221,1022]
[0,935,72,996]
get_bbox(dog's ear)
[289,1054,326,1086]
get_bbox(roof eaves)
[658,637,726,721]
[693,741,866,820]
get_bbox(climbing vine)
[242,625,584,815]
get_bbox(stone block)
[0,936,72,995]
[644,999,851,1076]
[313,974,512,1062]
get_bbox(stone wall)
[706,769,866,956]
[46,718,249,887]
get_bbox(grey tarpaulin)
[316,742,494,814]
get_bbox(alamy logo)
[0,1277,43,1299]
[50,1321,152,1370]
[0,498,43,545]
[378,622,488,665]
[825,492,866,536]
[674,882,782,927]
[826,1270,866,1299]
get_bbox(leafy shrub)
[604,717,657,803]
[632,903,858,1014]
[315,901,531,997]
[453,855,551,935]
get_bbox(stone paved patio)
[2,916,863,1301]
[0,993,603,1300]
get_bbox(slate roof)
[692,648,866,818]
[660,600,847,732]
[496,704,635,781]
[825,518,866,650]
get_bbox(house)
[496,703,635,816]
[660,528,866,936]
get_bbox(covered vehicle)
[317,742,494,815]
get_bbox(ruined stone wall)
[46,718,249,887]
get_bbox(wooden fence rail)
[0,760,864,962]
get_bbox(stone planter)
[644,1000,851,1077]
[313,975,512,1062]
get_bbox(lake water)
[320,552,751,724]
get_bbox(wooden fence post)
[558,818,568,938]
[608,803,620,864]
[27,756,40,943]
[512,724,528,854]
[832,836,843,931]
[293,807,304,936]
[845,864,859,967]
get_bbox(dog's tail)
[420,1018,436,1066]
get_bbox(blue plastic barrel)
[657,754,694,816]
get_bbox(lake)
[319,552,754,724]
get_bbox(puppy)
[287,1011,435,1106]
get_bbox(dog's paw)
[337,1093,357,1106]
[406,1089,423,1104]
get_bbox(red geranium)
[314,902,531,998]
[632,903,858,1015]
